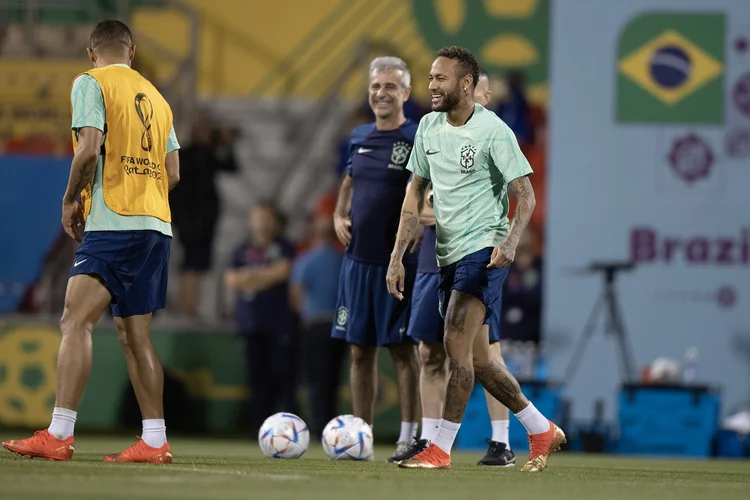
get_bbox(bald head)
[473,67,491,107]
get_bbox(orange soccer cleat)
[397,442,451,470]
[2,430,74,461]
[521,421,566,472]
[103,438,172,464]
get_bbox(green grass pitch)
[1,436,749,500]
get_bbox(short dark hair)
[436,46,480,88]
[90,20,132,52]
[478,66,489,82]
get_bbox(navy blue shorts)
[331,256,415,347]
[410,271,502,343]
[438,247,509,326]
[70,230,171,317]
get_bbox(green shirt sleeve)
[490,122,533,183]
[406,129,430,180]
[167,125,180,153]
[71,74,105,133]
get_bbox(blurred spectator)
[170,116,238,317]
[225,201,296,434]
[494,72,532,148]
[290,213,345,436]
[501,227,542,344]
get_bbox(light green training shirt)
[70,66,180,236]
[406,104,533,267]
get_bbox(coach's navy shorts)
[410,271,502,343]
[438,247,509,327]
[331,256,415,347]
[70,230,171,317]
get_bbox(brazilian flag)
[617,13,724,124]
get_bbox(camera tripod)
[563,262,638,384]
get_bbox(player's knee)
[349,345,376,368]
[389,342,417,367]
[418,342,446,371]
[115,323,132,352]
[59,308,95,339]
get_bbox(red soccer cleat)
[103,438,172,464]
[397,442,451,470]
[521,421,566,472]
[2,430,74,461]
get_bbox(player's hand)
[386,259,406,301]
[409,224,425,253]
[333,212,352,246]
[488,238,517,268]
[61,200,84,242]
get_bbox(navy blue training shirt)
[346,120,418,266]
[231,238,294,336]
[417,225,439,274]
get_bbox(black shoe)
[477,439,516,467]
[387,438,429,463]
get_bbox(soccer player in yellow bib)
[387,47,565,472]
[2,20,180,463]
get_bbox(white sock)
[491,420,510,448]
[420,418,441,442]
[514,403,550,435]
[141,419,167,448]
[433,419,461,454]
[48,407,77,440]
[398,421,419,443]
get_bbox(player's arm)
[506,175,536,245]
[390,175,429,262]
[488,124,536,268]
[61,127,101,241]
[165,150,180,191]
[63,127,100,204]
[165,124,181,191]
[333,172,353,245]
[404,180,426,252]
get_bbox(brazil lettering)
[121,155,162,180]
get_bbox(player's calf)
[474,360,566,472]
[348,344,378,425]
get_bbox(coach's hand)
[62,200,84,242]
[333,212,352,246]
[488,238,517,268]
[386,259,406,301]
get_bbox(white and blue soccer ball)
[321,414,374,461]
[258,412,310,459]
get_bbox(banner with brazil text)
[546,0,750,422]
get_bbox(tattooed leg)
[442,291,486,423]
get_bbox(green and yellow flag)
[617,13,724,124]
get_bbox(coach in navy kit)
[332,56,421,462]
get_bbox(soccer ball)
[258,412,310,459]
[321,414,374,461]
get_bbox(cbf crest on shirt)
[345,119,418,265]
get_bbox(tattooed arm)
[386,175,430,299]
[391,175,430,262]
[488,175,536,268]
[61,127,101,241]
[506,175,536,245]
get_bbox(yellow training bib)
[71,66,173,222]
